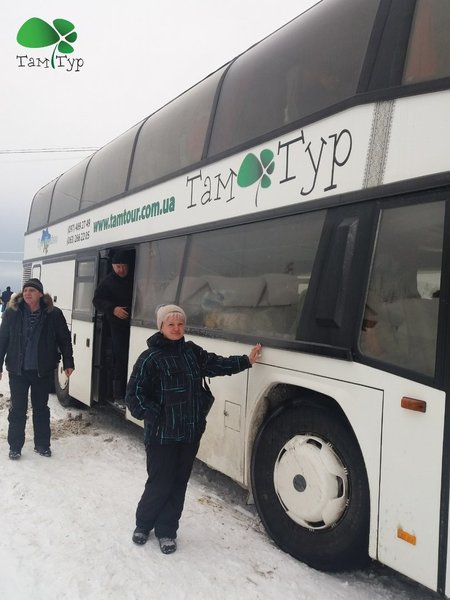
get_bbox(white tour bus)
[22,0,450,595]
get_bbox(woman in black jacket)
[126,304,261,554]
[0,279,74,459]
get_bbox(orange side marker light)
[401,397,427,413]
[397,527,416,545]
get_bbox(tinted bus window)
[28,179,57,232]
[403,0,450,84]
[50,156,89,223]
[208,0,379,156]
[360,200,444,377]
[81,123,141,209]
[133,236,187,323]
[73,259,96,316]
[129,67,225,190]
[179,211,325,338]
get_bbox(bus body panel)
[383,90,450,186]
[378,380,444,590]
[192,336,250,485]
[39,260,75,327]
[127,324,149,376]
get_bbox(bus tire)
[251,403,370,572]
[54,366,73,408]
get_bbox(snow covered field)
[0,373,439,600]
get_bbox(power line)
[0,147,98,155]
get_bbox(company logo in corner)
[237,149,275,206]
[16,18,84,71]
[40,228,57,254]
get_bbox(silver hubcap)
[273,434,348,529]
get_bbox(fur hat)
[156,304,186,330]
[22,278,44,294]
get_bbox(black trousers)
[136,441,200,539]
[109,320,129,391]
[8,370,53,451]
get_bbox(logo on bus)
[16,18,84,71]
[40,228,57,254]
[237,149,275,206]
[186,127,352,212]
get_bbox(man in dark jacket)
[92,250,133,403]
[0,278,74,460]
[1,286,13,312]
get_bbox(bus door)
[91,247,135,407]
[438,201,450,599]
[69,257,97,406]
[91,252,112,404]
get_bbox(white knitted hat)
[156,304,186,330]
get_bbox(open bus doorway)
[92,247,135,410]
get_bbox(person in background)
[126,304,262,555]
[0,278,74,460]
[92,250,133,403]
[1,286,13,312]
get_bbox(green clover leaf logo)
[17,18,78,69]
[237,149,275,206]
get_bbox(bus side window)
[178,210,325,341]
[208,0,379,156]
[133,237,187,325]
[403,0,450,84]
[360,201,444,378]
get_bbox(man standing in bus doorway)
[0,278,74,460]
[92,250,133,405]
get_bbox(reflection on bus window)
[360,201,444,377]
[208,0,379,156]
[403,0,450,84]
[50,157,89,223]
[81,123,141,210]
[28,179,57,232]
[179,211,325,339]
[73,260,96,316]
[129,67,225,189]
[133,237,187,323]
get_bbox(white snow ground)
[0,373,439,600]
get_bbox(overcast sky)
[0,0,316,293]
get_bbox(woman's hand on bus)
[64,368,74,377]
[248,343,262,365]
[113,306,129,320]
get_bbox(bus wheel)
[54,366,73,408]
[251,403,370,572]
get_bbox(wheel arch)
[247,383,357,474]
